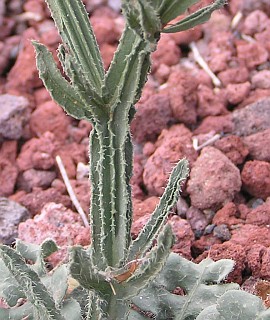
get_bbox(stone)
[0,158,18,196]
[218,66,249,86]
[251,70,270,89]
[241,160,270,200]
[151,34,181,73]
[133,196,160,222]
[246,198,270,226]
[0,197,30,244]
[236,41,269,69]
[196,85,228,118]
[30,100,71,141]
[11,188,71,217]
[6,28,42,92]
[169,215,195,260]
[242,10,269,36]
[194,114,234,135]
[225,82,251,105]
[230,224,270,249]
[18,202,90,266]
[213,224,231,241]
[143,124,197,196]
[56,143,87,179]
[0,94,29,139]
[131,93,173,143]
[131,154,145,199]
[17,132,59,171]
[187,146,241,210]
[165,68,198,125]
[70,179,91,215]
[192,234,222,257]
[186,206,208,234]
[243,129,270,161]
[196,241,246,283]
[232,97,270,136]
[213,202,244,227]
[214,135,249,165]
[90,15,121,45]
[17,169,56,192]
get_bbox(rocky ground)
[0,0,270,305]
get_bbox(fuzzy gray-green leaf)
[131,253,238,320]
[158,0,200,25]
[128,159,189,260]
[33,41,89,121]
[162,0,226,33]
[196,290,270,320]
[45,0,104,94]
[0,245,65,320]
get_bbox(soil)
[1,0,270,304]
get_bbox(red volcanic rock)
[169,215,195,260]
[232,98,270,136]
[187,147,241,209]
[0,140,18,196]
[133,196,159,222]
[11,188,71,217]
[0,140,17,163]
[143,124,197,196]
[17,132,59,171]
[0,94,30,140]
[18,203,90,266]
[186,206,208,234]
[55,143,87,179]
[131,93,173,143]
[255,24,270,52]
[100,43,117,70]
[214,135,249,165]
[70,179,91,215]
[0,158,18,196]
[251,70,270,90]
[236,41,269,69]
[151,34,181,73]
[213,202,244,227]
[187,147,241,210]
[17,169,56,192]
[197,85,228,119]
[90,15,121,45]
[242,10,269,36]
[194,114,234,135]
[0,36,20,76]
[154,63,171,84]
[205,32,234,73]
[246,245,270,280]
[196,241,246,283]
[243,129,270,161]
[218,66,249,86]
[246,198,270,226]
[225,82,251,105]
[131,197,160,236]
[192,234,222,256]
[131,154,145,199]
[241,160,270,200]
[165,68,198,125]
[33,87,51,106]
[230,224,270,249]
[30,100,71,141]
[6,28,42,92]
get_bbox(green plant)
[1,0,268,319]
